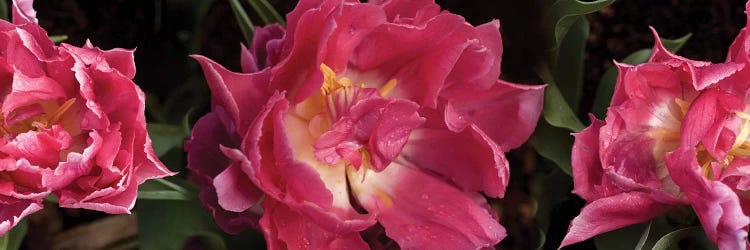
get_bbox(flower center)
[0,98,78,137]
[313,64,400,171]
[650,97,750,180]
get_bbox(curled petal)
[402,107,508,198]
[0,200,42,236]
[260,199,369,250]
[349,162,505,249]
[444,80,544,151]
[560,192,672,248]
[665,147,750,249]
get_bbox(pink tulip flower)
[187,0,544,248]
[0,0,174,235]
[563,27,750,249]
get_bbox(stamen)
[320,64,350,95]
[379,79,397,97]
[48,98,77,126]
[674,98,689,117]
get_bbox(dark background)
[20,0,748,249]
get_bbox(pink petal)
[192,55,273,135]
[444,80,544,151]
[321,3,386,72]
[250,23,286,70]
[213,158,264,213]
[3,71,66,116]
[270,0,338,103]
[350,13,476,108]
[11,0,37,25]
[0,200,42,236]
[241,92,376,233]
[186,111,259,233]
[679,89,743,153]
[240,44,259,74]
[314,97,424,171]
[350,162,505,249]
[665,147,750,249]
[560,192,672,248]
[571,116,616,201]
[401,107,508,198]
[369,0,439,23]
[442,20,503,96]
[260,199,369,250]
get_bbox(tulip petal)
[260,199,369,250]
[445,80,544,151]
[349,162,505,249]
[0,200,42,236]
[192,55,273,136]
[187,111,259,233]
[402,107,508,198]
[560,192,672,248]
[665,147,750,250]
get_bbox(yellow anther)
[674,98,690,117]
[320,64,350,95]
[49,98,76,124]
[379,79,397,97]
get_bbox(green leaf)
[661,33,692,52]
[138,178,194,201]
[534,227,546,250]
[0,219,27,250]
[555,17,589,112]
[652,227,707,250]
[229,0,255,46]
[0,0,7,21]
[594,221,651,250]
[192,232,228,250]
[591,33,692,118]
[147,123,187,157]
[634,220,652,250]
[533,120,573,175]
[136,178,225,250]
[246,0,285,26]
[182,107,196,136]
[543,83,585,132]
[49,35,69,43]
[137,199,225,250]
[548,0,614,49]
[593,216,684,250]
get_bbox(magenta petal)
[679,88,743,151]
[665,147,750,249]
[260,199,369,250]
[321,3,386,72]
[214,150,264,213]
[442,20,503,96]
[370,0,439,22]
[445,80,544,151]
[560,192,673,248]
[11,0,37,25]
[240,44,259,74]
[351,163,505,249]
[187,111,259,233]
[269,0,337,103]
[351,13,476,107]
[242,93,376,233]
[368,99,424,171]
[402,107,508,198]
[0,200,42,236]
[571,117,618,201]
[3,72,66,116]
[192,55,272,135]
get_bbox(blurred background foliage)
[0,0,745,249]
